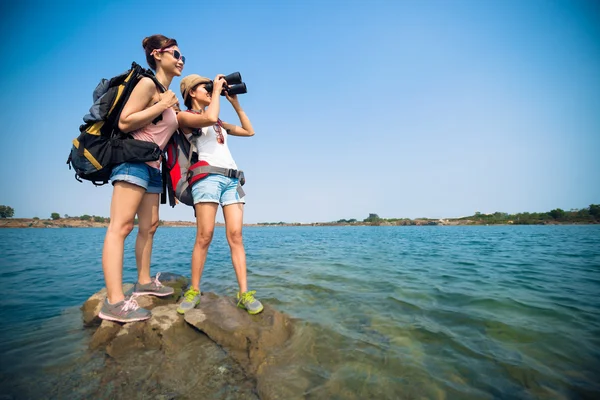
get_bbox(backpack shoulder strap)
[131,63,167,124]
[161,156,176,206]
[134,62,165,93]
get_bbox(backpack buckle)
[227,169,238,178]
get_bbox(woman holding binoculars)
[176,73,263,315]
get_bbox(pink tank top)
[132,108,178,169]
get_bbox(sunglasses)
[214,120,225,144]
[154,47,186,64]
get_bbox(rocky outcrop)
[81,273,306,399]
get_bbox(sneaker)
[132,272,174,297]
[237,290,264,315]
[98,294,151,323]
[177,288,201,315]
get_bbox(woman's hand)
[225,91,239,104]
[158,90,179,109]
[213,74,226,94]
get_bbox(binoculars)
[205,72,247,96]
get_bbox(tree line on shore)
[451,205,599,225]
[349,205,599,225]
[258,205,600,226]
[2,204,599,225]
[0,208,169,227]
[51,213,109,222]
[0,206,109,221]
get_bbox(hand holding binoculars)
[205,72,247,96]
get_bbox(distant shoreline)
[1,217,598,229]
[0,218,196,229]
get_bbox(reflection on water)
[1,225,599,398]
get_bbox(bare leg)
[135,192,160,285]
[102,182,146,303]
[190,203,218,291]
[223,203,248,293]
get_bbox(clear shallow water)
[1,225,599,398]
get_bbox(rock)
[256,363,312,400]
[147,305,181,332]
[142,304,199,352]
[105,321,147,359]
[89,320,121,349]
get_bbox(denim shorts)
[191,174,245,206]
[110,162,162,194]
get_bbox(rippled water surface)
[1,225,599,398]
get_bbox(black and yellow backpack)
[67,62,163,185]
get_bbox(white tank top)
[188,118,238,170]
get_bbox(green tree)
[93,216,105,223]
[80,214,91,221]
[364,213,380,222]
[0,205,15,218]
[364,213,382,225]
[549,208,565,220]
[590,204,600,218]
[51,212,61,220]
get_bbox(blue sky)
[0,0,598,223]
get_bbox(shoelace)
[237,290,257,307]
[184,289,199,301]
[152,272,164,288]
[122,294,141,312]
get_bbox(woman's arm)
[221,94,254,137]
[177,75,226,130]
[118,77,178,133]
[177,106,219,130]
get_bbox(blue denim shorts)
[191,174,245,206]
[110,162,162,194]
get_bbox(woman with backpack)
[175,73,263,315]
[98,34,184,323]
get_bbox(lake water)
[1,225,599,399]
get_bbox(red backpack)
[163,129,245,207]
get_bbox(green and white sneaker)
[177,288,201,315]
[237,290,264,315]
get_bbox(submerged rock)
[89,320,120,350]
[184,292,294,374]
